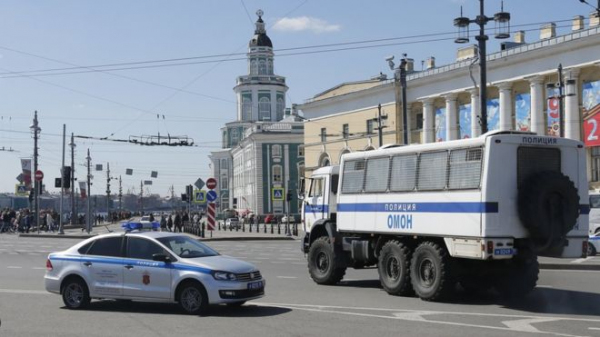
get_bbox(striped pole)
[207,202,216,231]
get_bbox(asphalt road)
[2,235,600,337]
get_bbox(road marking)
[32,267,46,270]
[7,266,22,269]
[589,327,600,330]
[502,318,560,333]
[291,262,305,265]
[542,269,600,273]
[276,276,297,279]
[537,285,554,288]
[572,257,592,264]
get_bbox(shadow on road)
[64,300,291,317]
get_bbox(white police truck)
[300,131,589,301]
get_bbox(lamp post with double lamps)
[453,0,511,134]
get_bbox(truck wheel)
[494,248,538,298]
[308,236,346,285]
[378,240,412,296]
[410,241,454,301]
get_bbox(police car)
[44,231,265,315]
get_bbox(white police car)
[44,231,265,315]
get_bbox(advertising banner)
[487,98,500,131]
[435,107,446,142]
[583,80,600,147]
[547,87,560,136]
[20,158,32,188]
[515,93,531,131]
[79,181,87,199]
[459,104,472,139]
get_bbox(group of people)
[156,211,204,232]
[0,207,59,233]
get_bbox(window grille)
[364,157,390,192]
[417,151,448,190]
[448,148,482,189]
[341,160,365,193]
[390,154,417,192]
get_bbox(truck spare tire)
[517,171,580,254]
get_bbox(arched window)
[272,165,282,183]
[250,59,257,75]
[258,60,267,75]
[276,98,285,121]
[319,153,331,167]
[267,59,273,75]
[242,97,252,121]
[259,97,271,120]
[272,145,282,157]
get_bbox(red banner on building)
[584,105,600,147]
[20,158,32,188]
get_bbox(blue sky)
[0,0,594,196]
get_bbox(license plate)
[494,248,514,256]
[247,280,263,290]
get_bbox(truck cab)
[301,166,339,233]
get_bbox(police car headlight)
[212,271,237,281]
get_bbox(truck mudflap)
[301,232,310,254]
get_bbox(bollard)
[249,222,252,232]
[202,223,205,238]
[242,222,245,232]
[218,222,221,231]
[277,223,281,234]
[271,222,274,234]
[294,223,298,236]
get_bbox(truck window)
[341,160,365,194]
[364,157,390,193]
[331,174,339,194]
[390,154,417,192]
[417,151,448,191]
[308,178,324,197]
[448,148,483,190]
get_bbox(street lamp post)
[30,111,41,234]
[453,0,511,134]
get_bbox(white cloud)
[273,16,341,34]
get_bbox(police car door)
[123,237,172,299]
[80,236,124,297]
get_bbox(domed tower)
[234,9,288,122]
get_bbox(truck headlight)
[212,271,237,281]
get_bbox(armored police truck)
[300,131,589,301]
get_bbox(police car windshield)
[156,236,219,258]
[591,195,600,208]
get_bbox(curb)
[19,233,96,239]
[198,236,297,242]
[539,263,600,271]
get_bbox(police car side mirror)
[152,253,171,263]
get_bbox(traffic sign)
[194,178,205,190]
[206,190,218,202]
[194,190,207,204]
[35,170,44,181]
[206,177,217,190]
[272,187,284,201]
[15,184,27,196]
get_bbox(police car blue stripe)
[337,202,499,213]
[49,255,212,274]
[304,205,329,213]
[580,204,590,215]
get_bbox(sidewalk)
[19,221,302,242]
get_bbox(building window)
[593,147,600,182]
[242,97,252,121]
[298,145,304,157]
[272,165,282,183]
[259,97,271,121]
[272,145,282,157]
[259,60,267,75]
[276,98,285,121]
[416,113,423,130]
[220,176,228,189]
[268,59,273,75]
[366,120,374,134]
[231,128,239,143]
[220,158,228,169]
[250,59,257,75]
[343,124,349,139]
[320,128,327,142]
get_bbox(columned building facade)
[299,14,600,189]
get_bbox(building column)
[444,93,458,141]
[497,82,513,131]
[468,89,481,137]
[422,98,435,143]
[565,68,581,141]
[529,76,545,135]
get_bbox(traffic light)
[181,193,188,202]
[28,189,34,202]
[286,190,292,202]
[186,185,193,202]
[62,166,71,188]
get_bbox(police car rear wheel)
[378,240,412,296]
[62,278,90,309]
[588,244,597,256]
[178,282,208,315]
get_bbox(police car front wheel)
[177,282,209,315]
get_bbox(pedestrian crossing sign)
[15,184,28,196]
[194,190,207,204]
[272,187,284,201]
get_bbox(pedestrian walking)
[167,215,173,232]
[174,213,182,233]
